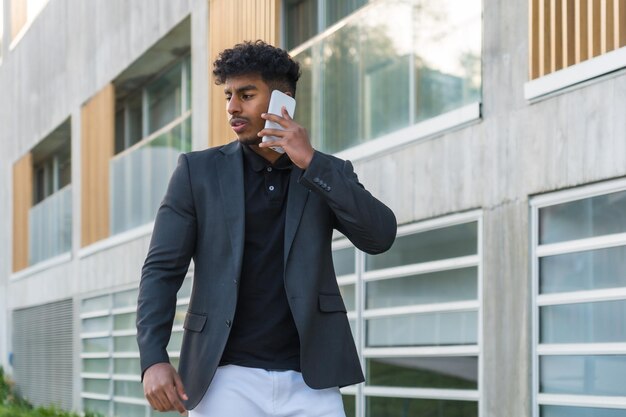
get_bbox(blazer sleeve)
[136,153,197,378]
[298,151,397,254]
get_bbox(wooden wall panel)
[208,0,281,147]
[539,0,551,76]
[616,0,626,47]
[13,153,32,272]
[588,0,602,57]
[562,0,576,67]
[601,0,615,53]
[10,0,27,40]
[530,0,540,79]
[575,0,589,62]
[81,84,114,247]
[551,0,564,72]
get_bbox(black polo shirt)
[219,144,301,371]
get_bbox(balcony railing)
[29,184,72,265]
[110,113,192,235]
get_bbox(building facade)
[1,1,625,416]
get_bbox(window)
[29,119,72,265]
[531,181,626,416]
[80,279,192,417]
[526,0,626,100]
[286,0,482,155]
[334,213,482,417]
[10,0,49,45]
[110,54,192,235]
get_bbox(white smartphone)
[262,90,296,154]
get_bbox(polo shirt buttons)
[269,185,275,191]
[266,167,273,172]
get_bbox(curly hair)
[212,40,301,95]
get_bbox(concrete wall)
[0,0,209,385]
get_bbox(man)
[136,40,396,416]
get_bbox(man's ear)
[284,91,294,98]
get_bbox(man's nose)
[227,97,240,115]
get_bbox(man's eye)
[225,96,232,101]
[242,94,253,100]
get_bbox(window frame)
[335,210,483,417]
[531,178,626,417]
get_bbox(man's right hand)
[143,362,188,416]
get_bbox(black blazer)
[136,141,396,409]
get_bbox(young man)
[136,41,396,416]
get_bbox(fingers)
[261,111,291,128]
[143,363,188,414]
[164,385,187,415]
[281,105,293,121]
[257,128,286,139]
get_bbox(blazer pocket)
[318,294,347,313]
[183,311,207,332]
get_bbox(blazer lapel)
[284,167,309,262]
[217,141,245,271]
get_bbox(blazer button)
[313,177,320,183]
[226,320,232,327]
[326,186,332,192]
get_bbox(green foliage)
[0,367,104,417]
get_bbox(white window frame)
[334,210,483,417]
[9,0,50,50]
[531,178,626,417]
[524,46,626,101]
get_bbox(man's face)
[224,74,272,145]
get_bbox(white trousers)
[189,365,346,417]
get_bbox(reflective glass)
[366,397,478,417]
[366,267,477,309]
[113,358,141,375]
[82,295,111,314]
[349,319,356,339]
[171,357,180,370]
[541,405,626,417]
[82,337,110,353]
[540,246,626,294]
[173,305,187,327]
[167,331,183,353]
[83,399,110,416]
[114,336,139,353]
[540,355,626,396]
[340,284,356,311]
[291,0,482,154]
[83,378,110,395]
[148,62,183,134]
[113,312,136,331]
[29,185,72,265]
[366,222,477,271]
[114,380,144,398]
[82,316,110,333]
[539,190,626,244]
[366,311,477,347]
[541,300,626,343]
[343,395,356,417]
[113,289,138,308]
[114,402,146,417]
[178,277,192,299]
[333,247,355,276]
[83,358,110,374]
[366,357,478,389]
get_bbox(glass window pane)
[114,358,141,376]
[366,397,478,417]
[541,300,626,343]
[540,355,626,396]
[114,380,144,398]
[113,289,138,308]
[113,312,136,331]
[173,305,187,327]
[539,190,626,244]
[333,247,355,276]
[366,222,478,271]
[325,0,368,28]
[114,336,139,353]
[540,246,626,294]
[349,319,356,339]
[285,0,317,50]
[178,277,192,299]
[541,405,626,417]
[367,311,477,347]
[84,399,110,416]
[114,402,146,417]
[82,295,111,313]
[147,63,182,134]
[167,331,183,353]
[125,94,143,148]
[367,357,478,389]
[340,284,356,311]
[83,358,110,374]
[82,316,111,333]
[366,267,477,309]
[83,378,110,395]
[343,395,356,417]
[82,337,110,353]
[170,357,180,370]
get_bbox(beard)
[237,135,262,145]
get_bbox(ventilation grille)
[12,299,74,411]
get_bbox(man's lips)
[230,118,249,134]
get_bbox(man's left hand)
[257,106,315,169]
